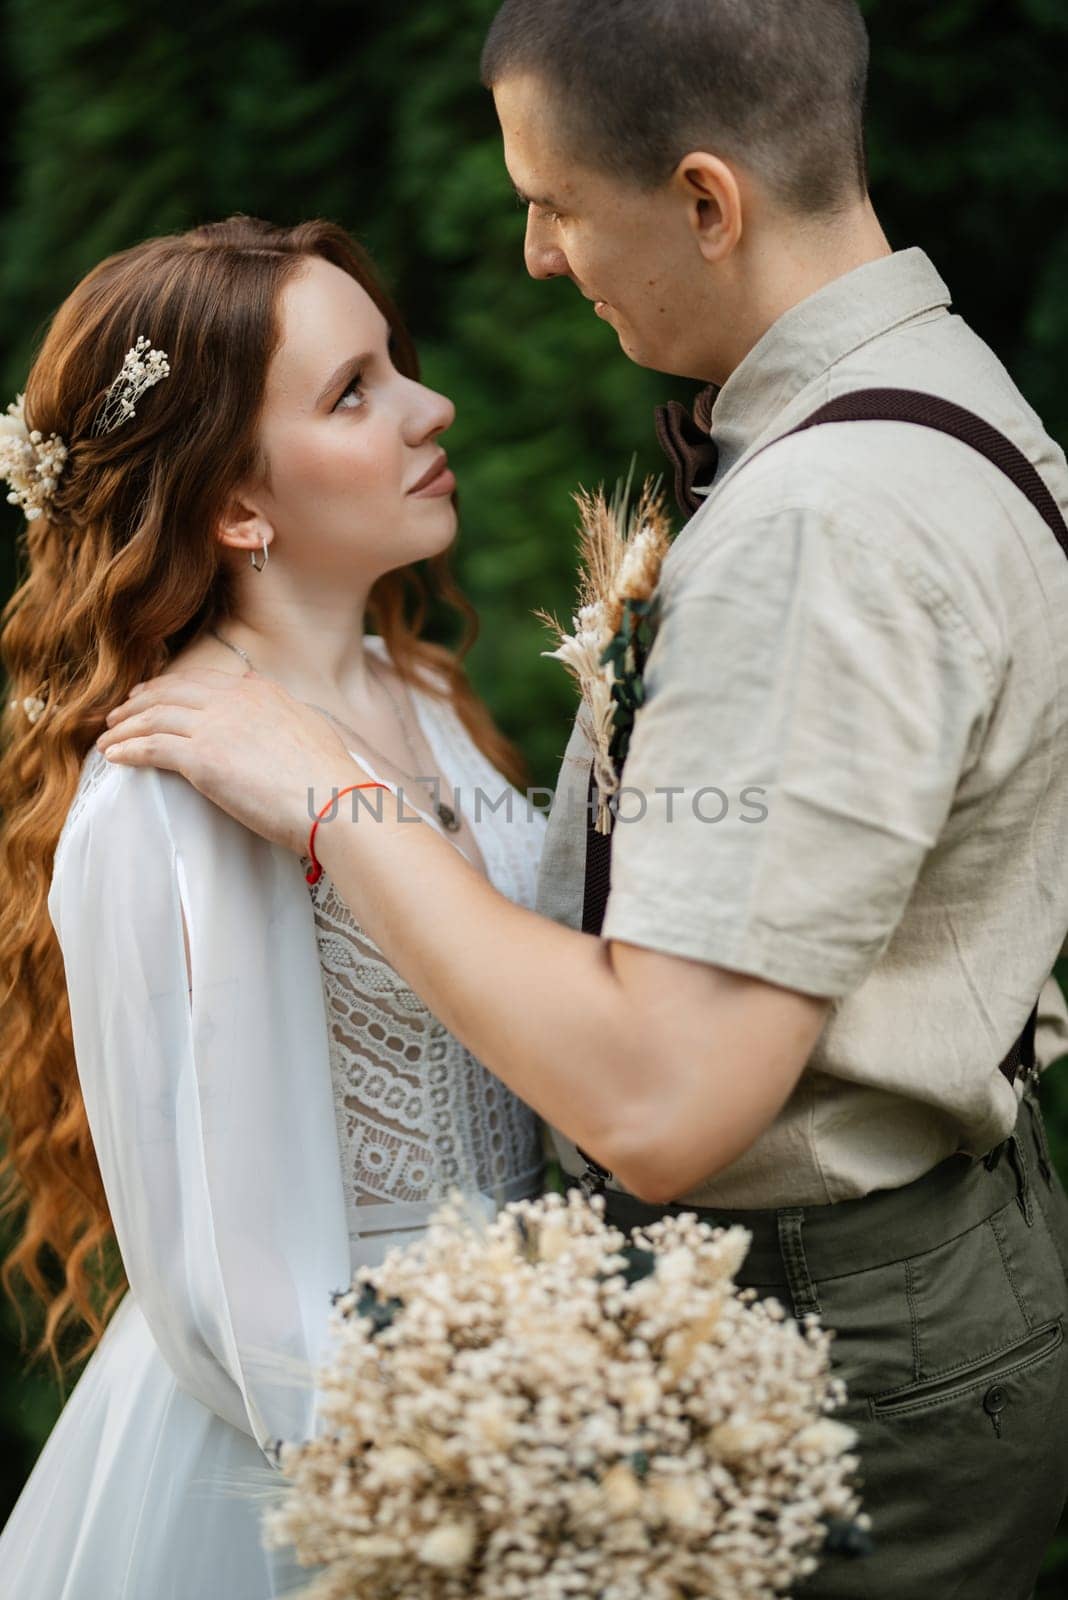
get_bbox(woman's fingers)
[103,667,253,725]
[104,690,201,726]
[97,707,198,750]
[99,733,194,775]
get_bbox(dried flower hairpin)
[91,336,171,436]
[1,334,172,529]
[537,470,673,832]
[7,694,47,725]
[0,395,69,522]
[2,334,171,729]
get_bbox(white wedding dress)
[0,634,547,1598]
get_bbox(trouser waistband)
[586,1095,1037,1305]
[348,1168,545,1240]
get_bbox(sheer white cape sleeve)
[47,753,353,1463]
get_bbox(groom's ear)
[673,151,744,263]
[213,493,276,565]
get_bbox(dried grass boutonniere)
[536,470,673,833]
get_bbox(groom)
[479,1,1068,1594]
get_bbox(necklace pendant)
[437,802,461,832]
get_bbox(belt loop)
[777,1208,822,1319]
[1006,1132,1034,1228]
[983,1136,1008,1171]
[1024,1085,1055,1189]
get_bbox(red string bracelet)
[305,783,391,886]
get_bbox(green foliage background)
[1,0,1067,1585]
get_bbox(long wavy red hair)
[0,215,529,1393]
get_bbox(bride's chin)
[429,497,459,533]
[418,507,460,559]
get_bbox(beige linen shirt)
[537,246,1068,1207]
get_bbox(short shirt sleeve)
[600,502,998,997]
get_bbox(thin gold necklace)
[364,648,461,832]
[207,627,461,832]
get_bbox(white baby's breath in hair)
[0,394,69,521]
[257,1190,869,1600]
[7,696,47,724]
[92,335,171,436]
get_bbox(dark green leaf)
[821,1516,876,1557]
[355,1285,405,1336]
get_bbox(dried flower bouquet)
[260,1190,871,1600]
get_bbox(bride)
[0,214,546,1597]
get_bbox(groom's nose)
[524,213,569,280]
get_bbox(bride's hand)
[95,666,376,858]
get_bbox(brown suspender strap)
[770,388,1068,556]
[581,772,614,935]
[581,388,1068,1093]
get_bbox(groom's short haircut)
[481,0,871,216]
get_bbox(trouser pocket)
[868,1317,1062,1421]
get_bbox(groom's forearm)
[313,778,829,1202]
[311,792,668,1191]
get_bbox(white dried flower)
[466,1395,519,1452]
[615,522,663,600]
[92,335,171,436]
[794,1418,859,1458]
[535,1210,574,1264]
[621,1373,661,1412]
[372,1444,427,1484]
[656,1245,697,1285]
[652,1474,706,1530]
[419,1518,478,1569]
[7,694,47,724]
[599,1462,644,1515]
[0,394,68,521]
[710,1418,783,1465]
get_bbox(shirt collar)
[705,246,953,487]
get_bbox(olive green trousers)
[599,1083,1068,1599]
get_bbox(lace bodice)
[304,637,547,1233]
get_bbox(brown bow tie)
[653,382,721,517]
